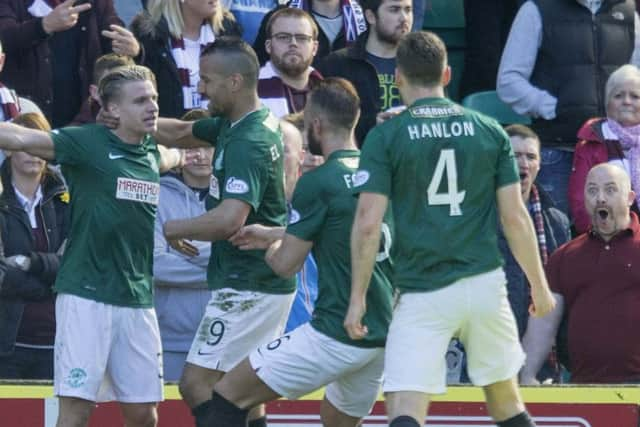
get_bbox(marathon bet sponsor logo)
[407,121,475,141]
[66,368,87,388]
[226,177,249,194]
[116,177,160,205]
[353,170,370,187]
[289,209,301,224]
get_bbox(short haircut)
[93,53,135,85]
[98,65,157,106]
[181,108,210,121]
[359,0,384,15]
[201,37,259,89]
[397,31,447,87]
[505,124,540,151]
[266,8,318,39]
[13,112,51,131]
[282,112,304,132]
[505,124,539,141]
[306,77,360,131]
[605,64,640,106]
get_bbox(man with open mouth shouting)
[522,163,640,385]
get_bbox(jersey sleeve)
[221,141,268,210]
[51,127,91,166]
[352,127,392,196]
[192,117,225,146]
[494,125,520,189]
[286,173,326,242]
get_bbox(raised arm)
[497,182,555,317]
[155,118,210,149]
[344,192,388,340]
[0,122,55,160]
[265,234,313,279]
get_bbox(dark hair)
[98,65,157,106]
[201,36,260,89]
[504,124,539,140]
[397,31,447,87]
[359,0,383,15]
[307,77,360,131]
[266,8,318,39]
[93,53,135,85]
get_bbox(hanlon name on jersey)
[116,177,160,205]
[407,121,475,141]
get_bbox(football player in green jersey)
[196,78,393,427]
[344,32,556,427]
[152,38,295,427]
[0,65,190,427]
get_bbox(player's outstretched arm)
[345,192,388,340]
[520,294,564,384]
[154,118,210,149]
[497,182,556,318]
[0,122,55,160]
[265,234,313,278]
[229,224,286,250]
[164,198,251,244]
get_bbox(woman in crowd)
[0,113,69,379]
[132,0,242,119]
[569,64,640,234]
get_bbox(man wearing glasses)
[258,8,324,117]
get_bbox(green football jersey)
[52,124,161,307]
[287,150,394,348]
[192,108,295,294]
[353,97,519,294]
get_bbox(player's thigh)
[324,345,384,419]
[108,306,163,403]
[54,294,113,402]
[186,288,295,373]
[383,289,463,395]
[250,323,373,401]
[459,269,525,387]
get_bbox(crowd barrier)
[1,383,639,426]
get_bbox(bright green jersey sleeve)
[192,117,226,146]
[287,173,327,242]
[221,141,269,211]
[51,126,93,166]
[353,127,392,196]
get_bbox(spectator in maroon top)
[0,112,69,380]
[521,163,640,384]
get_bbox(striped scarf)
[607,118,640,208]
[170,25,216,110]
[290,0,366,43]
[0,83,19,121]
[529,184,548,265]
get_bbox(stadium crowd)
[0,0,639,426]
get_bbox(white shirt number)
[427,149,466,216]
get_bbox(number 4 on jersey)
[427,149,466,216]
